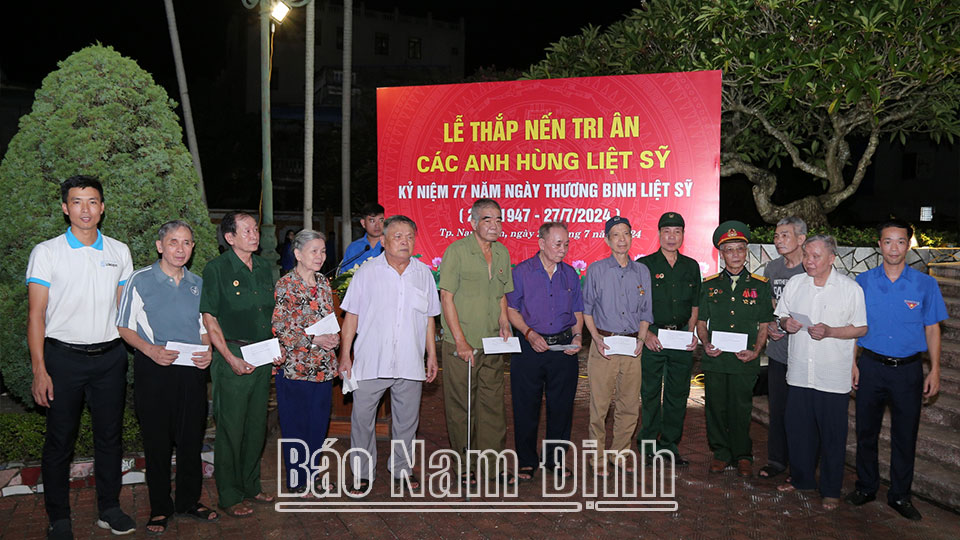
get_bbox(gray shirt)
[117,261,205,346]
[583,255,654,334]
[763,256,805,363]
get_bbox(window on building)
[375,32,389,55]
[408,37,422,59]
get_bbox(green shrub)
[751,225,957,248]
[0,408,143,463]
[0,45,218,406]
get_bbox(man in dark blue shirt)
[846,219,947,521]
[338,202,385,274]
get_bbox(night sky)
[2,1,642,89]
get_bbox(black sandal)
[517,466,537,482]
[178,503,219,523]
[145,515,169,536]
[460,472,477,487]
[759,465,786,479]
[348,478,371,497]
[499,472,517,486]
[393,473,421,490]
[545,464,573,479]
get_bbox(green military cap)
[713,220,751,247]
[658,212,685,229]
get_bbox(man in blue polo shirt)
[26,175,135,539]
[845,219,947,521]
[116,220,218,534]
[338,202,385,274]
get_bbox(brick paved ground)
[2,356,958,539]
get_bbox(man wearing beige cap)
[696,220,773,477]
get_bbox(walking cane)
[466,355,472,500]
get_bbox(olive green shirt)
[438,234,514,348]
[638,249,702,333]
[199,250,275,343]
[697,269,773,375]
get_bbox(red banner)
[377,71,721,275]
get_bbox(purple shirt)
[506,254,584,335]
[583,255,654,334]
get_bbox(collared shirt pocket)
[411,285,430,314]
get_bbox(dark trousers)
[42,341,127,521]
[854,351,923,502]
[134,351,208,516]
[276,373,332,490]
[766,359,790,470]
[638,347,694,456]
[785,385,849,498]
[510,333,579,468]
[703,371,757,462]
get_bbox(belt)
[657,324,680,331]
[864,349,919,367]
[597,329,638,338]
[540,328,574,346]
[45,338,121,356]
[226,339,253,346]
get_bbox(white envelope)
[657,330,696,351]
[790,312,814,330]
[482,337,521,354]
[711,331,748,353]
[240,338,281,367]
[166,341,209,368]
[341,371,360,394]
[603,335,638,357]
[305,313,340,336]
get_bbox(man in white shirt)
[25,176,135,539]
[339,215,441,493]
[774,235,867,510]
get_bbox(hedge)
[0,408,143,463]
[750,225,958,248]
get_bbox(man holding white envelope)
[697,221,773,478]
[117,220,218,533]
[339,215,440,492]
[637,212,701,467]
[199,212,277,517]
[774,235,866,510]
[583,216,653,475]
[505,222,584,481]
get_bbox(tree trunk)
[722,153,831,226]
[163,0,205,205]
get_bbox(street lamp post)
[241,0,280,279]
[242,0,315,279]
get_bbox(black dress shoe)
[888,499,922,521]
[844,490,876,506]
[674,455,690,467]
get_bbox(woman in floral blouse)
[272,230,340,493]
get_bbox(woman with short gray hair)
[272,229,340,494]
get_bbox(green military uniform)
[698,262,773,464]
[637,246,701,458]
[438,234,513,475]
[199,249,275,507]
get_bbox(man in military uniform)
[200,212,277,517]
[696,221,773,477]
[638,212,701,466]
